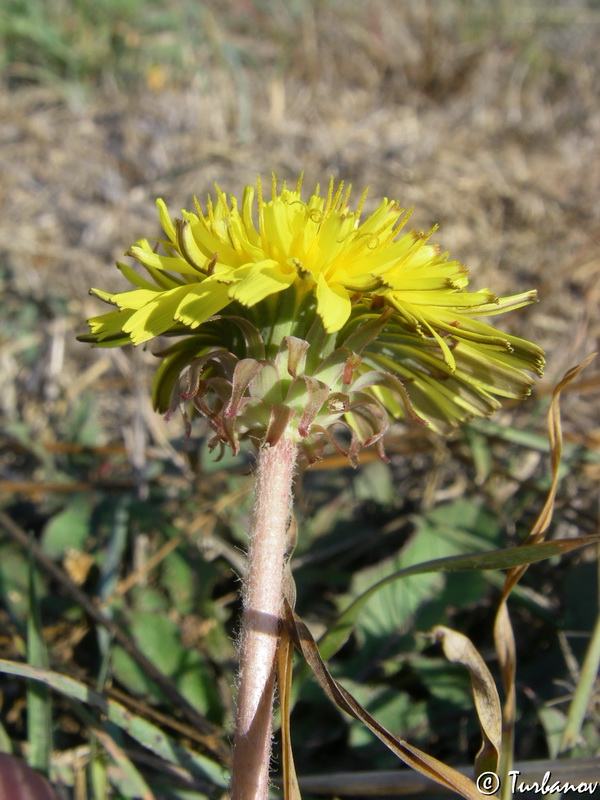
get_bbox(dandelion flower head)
[81,174,544,460]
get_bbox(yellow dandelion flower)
[80,174,544,456]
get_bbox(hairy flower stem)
[231,436,298,800]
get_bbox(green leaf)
[407,656,473,708]
[353,460,394,506]
[347,500,501,643]
[128,586,170,614]
[538,705,567,761]
[41,494,92,559]
[320,530,600,661]
[111,613,221,720]
[111,613,181,693]
[161,549,196,615]
[421,498,503,547]
[344,680,428,750]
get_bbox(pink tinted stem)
[231,436,297,800]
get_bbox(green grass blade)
[0,720,13,754]
[319,535,600,660]
[560,607,600,752]
[73,703,156,800]
[96,496,130,660]
[26,542,52,776]
[0,658,228,789]
[469,418,600,464]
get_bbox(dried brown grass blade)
[432,626,502,777]
[283,597,489,800]
[277,626,303,800]
[493,352,597,796]
[91,725,157,800]
[503,352,596,593]
[278,517,302,800]
[493,602,516,757]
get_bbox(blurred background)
[0,0,599,797]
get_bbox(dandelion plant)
[80,174,544,800]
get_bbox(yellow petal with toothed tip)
[390,296,457,372]
[390,289,497,308]
[177,218,213,271]
[241,185,259,242]
[116,262,158,291]
[156,198,177,243]
[106,288,161,311]
[228,260,296,306]
[122,285,194,344]
[453,342,535,398]
[87,309,135,339]
[379,275,465,292]
[315,275,351,333]
[174,280,231,328]
[129,246,202,276]
[469,291,539,316]
[90,288,117,305]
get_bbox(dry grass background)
[1,0,599,438]
[0,0,599,794]
[1,0,598,448]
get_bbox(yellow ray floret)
[85,175,541,345]
[80,174,544,441]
